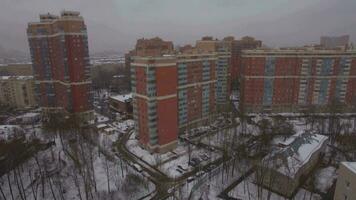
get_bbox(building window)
[346,181,350,188]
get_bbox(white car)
[133,164,142,173]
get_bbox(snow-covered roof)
[342,162,356,174]
[263,133,328,178]
[18,112,40,118]
[96,124,107,129]
[0,76,34,81]
[110,93,132,102]
[104,127,115,132]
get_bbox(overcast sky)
[0,0,355,55]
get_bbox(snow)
[342,162,356,174]
[0,75,34,80]
[96,124,107,129]
[0,127,154,200]
[0,125,23,141]
[314,166,337,193]
[111,120,134,132]
[94,112,109,123]
[110,93,132,103]
[126,133,221,178]
[103,127,115,133]
[228,173,322,200]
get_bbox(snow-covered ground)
[228,173,322,200]
[0,125,24,141]
[0,120,154,200]
[126,134,221,178]
[170,158,252,200]
[314,166,337,193]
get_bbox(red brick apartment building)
[27,11,93,121]
[236,48,356,112]
[130,37,231,152]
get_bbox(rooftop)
[264,133,328,177]
[342,162,356,174]
[0,76,34,81]
[110,93,132,103]
[242,48,356,55]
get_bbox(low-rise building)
[0,64,33,76]
[0,76,37,109]
[11,112,40,124]
[109,93,132,114]
[334,162,356,200]
[257,133,328,198]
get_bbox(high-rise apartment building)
[27,11,93,121]
[195,37,232,106]
[236,48,356,112]
[131,37,231,152]
[125,37,174,92]
[0,76,37,108]
[230,36,262,81]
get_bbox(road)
[115,128,230,200]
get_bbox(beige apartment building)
[0,76,37,108]
[334,162,356,200]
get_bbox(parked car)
[189,157,201,167]
[200,154,210,161]
[207,164,215,171]
[187,177,195,183]
[195,171,204,177]
[178,165,188,171]
[133,164,142,173]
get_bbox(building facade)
[109,93,132,114]
[27,11,93,121]
[131,37,231,152]
[0,76,37,108]
[231,36,262,81]
[0,64,33,76]
[237,49,356,112]
[334,162,356,200]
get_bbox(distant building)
[258,133,328,198]
[0,76,37,108]
[27,11,93,122]
[230,36,263,81]
[130,37,231,153]
[0,64,33,76]
[236,48,356,112]
[320,35,349,49]
[334,162,356,200]
[109,93,132,114]
[135,37,174,57]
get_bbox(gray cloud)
[0,0,355,55]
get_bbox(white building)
[334,162,356,200]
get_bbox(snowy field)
[228,173,322,200]
[170,158,252,200]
